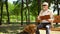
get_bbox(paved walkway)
[39,30,60,34]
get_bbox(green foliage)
[1,0,56,23]
[8,3,15,15]
[30,0,38,17]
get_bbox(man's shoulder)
[48,9,54,14]
[48,9,53,11]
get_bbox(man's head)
[42,2,48,10]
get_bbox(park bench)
[36,15,60,31]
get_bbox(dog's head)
[24,24,37,34]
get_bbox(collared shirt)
[39,9,54,23]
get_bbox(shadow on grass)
[0,22,36,34]
[0,24,25,34]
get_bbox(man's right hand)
[37,16,40,20]
[36,16,41,22]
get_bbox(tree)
[21,0,24,25]
[0,0,3,25]
[56,0,59,25]
[26,0,30,24]
[5,0,10,24]
[37,0,41,15]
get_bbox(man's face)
[42,5,48,10]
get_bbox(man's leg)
[46,25,51,34]
[36,24,43,34]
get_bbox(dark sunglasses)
[43,5,47,6]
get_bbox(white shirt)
[39,9,54,23]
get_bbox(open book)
[36,15,50,22]
[40,15,50,20]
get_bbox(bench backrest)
[53,16,60,23]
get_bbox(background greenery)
[0,0,60,24]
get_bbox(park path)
[39,30,60,34]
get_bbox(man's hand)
[48,19,54,28]
[47,19,54,22]
[36,16,41,23]
[37,16,40,20]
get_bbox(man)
[36,2,54,34]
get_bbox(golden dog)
[20,24,37,34]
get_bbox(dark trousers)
[36,22,51,34]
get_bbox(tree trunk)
[0,0,3,25]
[26,0,30,25]
[5,0,10,24]
[35,0,41,25]
[56,0,59,25]
[21,0,23,25]
[37,0,41,15]
[25,11,28,24]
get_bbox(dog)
[19,24,37,34]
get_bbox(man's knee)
[37,24,43,29]
[46,25,50,29]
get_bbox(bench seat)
[39,27,60,31]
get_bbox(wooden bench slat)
[51,28,60,31]
[40,28,60,31]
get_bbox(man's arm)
[37,10,43,20]
[37,10,43,22]
[48,10,54,27]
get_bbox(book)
[40,15,50,20]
